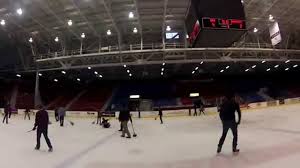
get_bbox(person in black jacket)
[24,108,31,120]
[2,103,10,124]
[32,106,53,152]
[217,93,241,153]
[158,107,163,124]
[96,110,103,125]
[119,107,131,138]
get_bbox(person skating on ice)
[58,107,66,127]
[158,107,163,124]
[119,104,131,138]
[217,92,241,154]
[24,107,31,120]
[2,103,11,124]
[96,110,103,125]
[54,108,59,122]
[32,105,53,152]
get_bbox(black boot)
[233,147,240,153]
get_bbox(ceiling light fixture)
[81,33,85,39]
[88,67,91,70]
[266,68,271,72]
[68,20,73,26]
[166,26,171,32]
[38,73,42,77]
[54,37,59,42]
[123,64,127,68]
[293,65,298,68]
[274,65,279,68]
[94,71,98,75]
[54,79,58,82]
[29,37,33,43]
[107,29,111,36]
[133,27,138,33]
[16,8,23,15]
[285,60,291,63]
[77,78,81,82]
[269,15,274,21]
[253,28,258,33]
[285,68,289,71]
[226,66,230,69]
[61,71,66,74]
[252,65,257,68]
[0,19,5,26]
[129,12,134,18]
[220,70,224,73]
[16,74,21,78]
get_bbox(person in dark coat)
[194,99,205,116]
[32,106,53,152]
[158,107,163,124]
[96,110,103,125]
[217,93,241,153]
[58,107,66,127]
[2,103,11,124]
[54,108,59,122]
[24,108,31,120]
[119,108,131,138]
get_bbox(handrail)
[38,42,278,60]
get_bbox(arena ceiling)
[0,0,299,47]
[0,0,299,79]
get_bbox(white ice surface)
[1,104,300,168]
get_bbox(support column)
[184,24,188,48]
[34,71,42,108]
[140,35,143,50]
[80,40,83,55]
[98,37,102,53]
[162,34,166,49]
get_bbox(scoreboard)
[185,0,246,47]
[202,18,246,30]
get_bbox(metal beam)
[102,0,122,50]
[36,47,300,62]
[28,57,300,73]
[162,0,169,49]
[40,0,81,40]
[70,0,99,37]
[133,0,143,37]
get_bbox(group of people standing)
[1,92,242,154]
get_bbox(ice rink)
[1,104,300,168]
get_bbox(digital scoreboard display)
[202,17,246,30]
